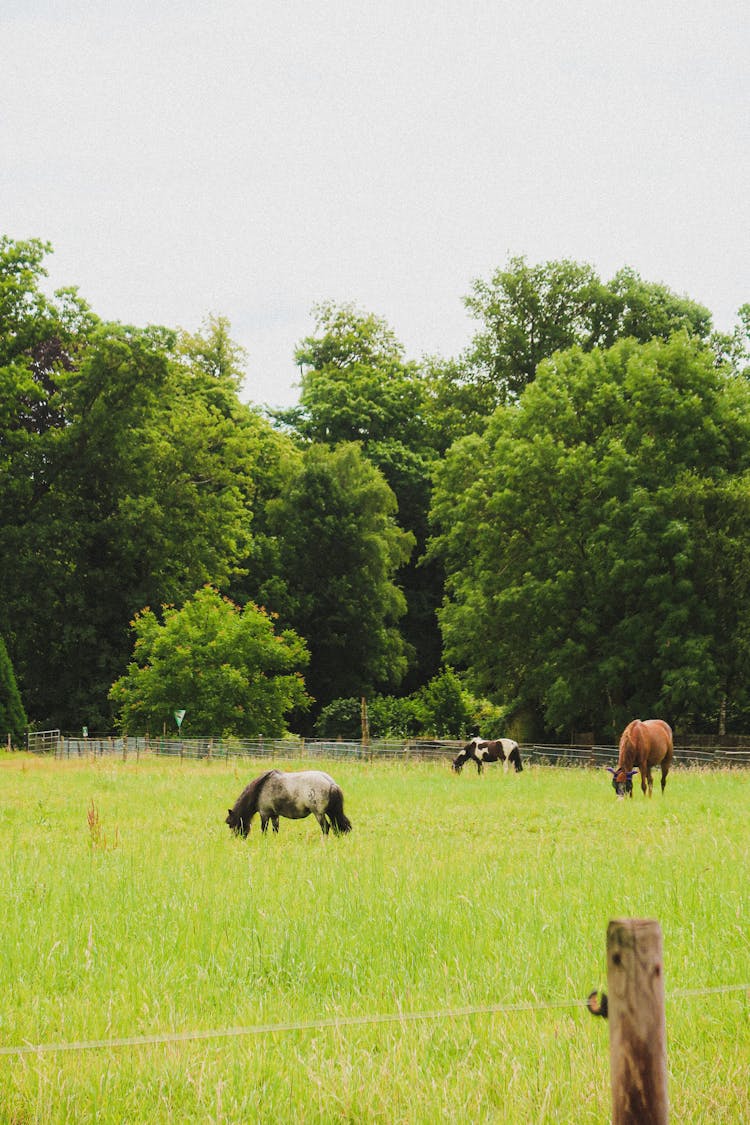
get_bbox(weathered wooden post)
[607,918,668,1124]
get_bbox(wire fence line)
[25,730,750,767]
[1,982,747,1058]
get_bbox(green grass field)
[0,754,747,1123]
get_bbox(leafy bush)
[314,669,493,740]
[109,586,310,736]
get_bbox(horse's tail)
[508,743,523,772]
[327,785,352,835]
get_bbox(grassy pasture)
[0,754,747,1124]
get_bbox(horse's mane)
[618,720,640,767]
[232,769,279,817]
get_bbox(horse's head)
[453,741,477,773]
[606,766,637,798]
[225,807,249,836]
[226,773,273,835]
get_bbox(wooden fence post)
[607,918,668,1125]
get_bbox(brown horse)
[607,719,674,798]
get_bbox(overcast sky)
[3,1,748,409]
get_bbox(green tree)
[0,237,99,722]
[0,237,97,485]
[0,635,27,746]
[108,586,309,736]
[258,442,414,720]
[712,302,750,378]
[430,334,750,737]
[419,355,495,449]
[17,324,264,728]
[464,256,713,405]
[275,302,444,690]
[413,667,477,737]
[174,313,248,410]
[280,301,429,446]
[600,267,713,346]
[0,236,95,541]
[0,241,270,728]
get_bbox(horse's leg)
[476,758,483,775]
[661,761,669,793]
[315,813,329,835]
[271,815,279,833]
[645,766,654,797]
[260,815,269,833]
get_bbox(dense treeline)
[1,236,749,740]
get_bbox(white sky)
[2,1,748,409]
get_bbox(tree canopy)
[253,442,414,721]
[464,256,714,405]
[430,333,750,737]
[276,302,446,690]
[0,239,279,728]
[3,236,750,737]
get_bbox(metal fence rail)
[25,732,750,767]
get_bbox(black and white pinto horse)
[452,737,523,775]
[226,769,352,836]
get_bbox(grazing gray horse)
[226,769,352,836]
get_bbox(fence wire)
[1,983,747,1058]
[25,731,750,767]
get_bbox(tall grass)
[0,755,747,1122]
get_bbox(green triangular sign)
[174,709,186,729]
